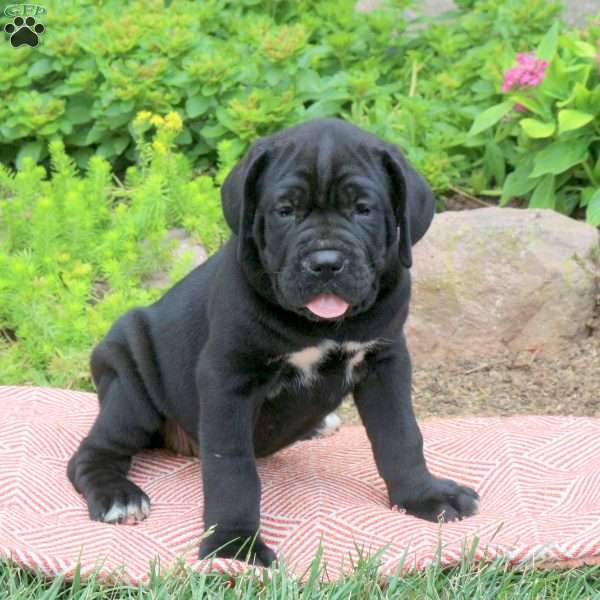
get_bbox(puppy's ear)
[380,146,436,269]
[221,142,270,261]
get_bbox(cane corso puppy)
[68,118,479,566]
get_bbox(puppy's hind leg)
[67,370,162,525]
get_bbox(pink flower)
[501,52,549,93]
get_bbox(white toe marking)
[102,497,150,524]
[103,502,127,523]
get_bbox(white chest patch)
[286,339,380,386]
[287,340,338,384]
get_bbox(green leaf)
[528,175,555,209]
[185,95,210,119]
[531,140,589,177]
[84,123,106,145]
[586,189,600,226]
[580,187,596,207]
[555,191,579,215]
[304,99,343,119]
[38,122,59,135]
[96,136,129,158]
[510,93,547,118]
[557,109,594,134]
[215,106,237,132]
[200,122,227,139]
[112,136,129,156]
[174,126,192,145]
[66,125,93,147]
[594,156,600,182]
[96,140,115,159]
[72,147,94,170]
[65,96,93,125]
[52,83,83,96]
[59,119,73,135]
[557,80,592,109]
[105,101,134,118]
[483,141,505,185]
[16,140,43,169]
[166,71,190,88]
[28,58,53,79]
[264,66,282,86]
[468,102,513,136]
[572,41,597,59]
[520,118,555,139]
[296,69,321,95]
[469,170,487,195]
[73,56,96,71]
[536,21,559,62]
[539,62,571,101]
[0,124,28,141]
[107,112,133,129]
[500,161,539,206]
[201,83,218,96]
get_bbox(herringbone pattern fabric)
[1,386,599,584]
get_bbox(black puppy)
[68,118,479,566]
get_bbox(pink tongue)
[305,294,349,319]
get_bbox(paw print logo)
[4,16,45,48]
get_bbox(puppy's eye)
[354,202,371,216]
[277,205,294,218]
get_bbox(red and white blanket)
[1,386,599,584]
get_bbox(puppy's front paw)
[199,530,276,567]
[87,479,150,525]
[394,476,479,523]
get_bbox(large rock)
[406,208,599,366]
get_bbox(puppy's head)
[221,118,435,322]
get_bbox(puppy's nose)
[305,250,345,278]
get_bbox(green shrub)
[2,0,577,206]
[0,111,226,388]
[356,0,565,196]
[466,18,600,224]
[0,0,411,172]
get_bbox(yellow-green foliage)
[0,114,227,389]
[0,0,411,171]
[1,0,571,202]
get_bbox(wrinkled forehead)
[261,129,386,204]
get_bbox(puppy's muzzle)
[302,250,346,281]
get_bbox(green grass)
[2,551,600,599]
